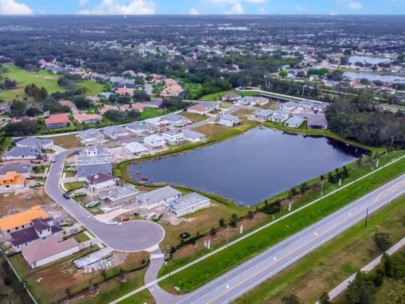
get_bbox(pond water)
[348,56,391,65]
[344,71,405,83]
[129,128,365,206]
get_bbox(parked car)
[63,193,70,199]
[108,220,118,225]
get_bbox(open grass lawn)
[140,107,171,120]
[50,134,82,148]
[0,64,64,101]
[9,249,150,304]
[64,182,85,192]
[77,79,104,96]
[183,82,203,100]
[200,89,259,101]
[72,231,91,243]
[158,154,405,293]
[232,108,255,118]
[194,120,258,141]
[235,194,405,303]
[179,111,207,123]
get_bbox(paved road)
[45,150,165,252]
[176,173,405,304]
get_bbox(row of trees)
[24,84,48,100]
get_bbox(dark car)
[63,193,70,199]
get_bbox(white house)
[144,134,166,150]
[164,113,191,127]
[123,141,150,157]
[2,147,41,161]
[79,129,105,145]
[102,126,129,140]
[162,131,186,145]
[136,186,181,209]
[145,117,170,132]
[166,192,210,217]
[125,121,151,134]
[284,116,306,128]
[218,114,241,127]
[279,101,299,111]
[85,172,116,193]
[268,112,289,122]
[182,129,206,143]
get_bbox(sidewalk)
[320,236,405,302]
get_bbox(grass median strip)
[158,156,405,294]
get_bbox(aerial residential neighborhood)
[0,5,405,304]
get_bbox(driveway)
[45,150,165,252]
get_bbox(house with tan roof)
[0,171,26,191]
[22,237,80,269]
[0,206,49,233]
[187,104,210,115]
[44,114,70,129]
[74,114,102,125]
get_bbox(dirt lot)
[109,146,134,163]
[233,109,255,118]
[52,134,82,149]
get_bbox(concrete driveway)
[45,150,165,252]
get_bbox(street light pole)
[364,207,369,227]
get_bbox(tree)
[219,218,225,227]
[299,182,307,194]
[282,293,301,304]
[10,99,26,117]
[247,210,254,220]
[373,232,392,252]
[133,90,151,102]
[319,292,331,304]
[279,70,288,78]
[73,97,91,109]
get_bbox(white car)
[107,220,118,225]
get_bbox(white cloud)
[330,11,338,16]
[79,0,89,6]
[259,6,266,14]
[0,0,32,15]
[189,8,200,15]
[224,2,244,14]
[294,5,304,11]
[347,1,362,9]
[212,0,266,3]
[79,0,155,15]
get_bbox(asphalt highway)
[177,173,405,304]
[45,150,164,252]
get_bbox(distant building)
[254,109,274,121]
[44,114,70,129]
[221,93,242,102]
[284,116,306,128]
[162,131,186,145]
[14,137,53,150]
[73,114,102,125]
[279,101,299,111]
[102,125,129,140]
[2,147,41,161]
[144,134,166,150]
[268,112,289,122]
[125,121,151,134]
[123,141,149,157]
[164,113,191,127]
[218,114,241,127]
[182,129,206,143]
[78,128,105,145]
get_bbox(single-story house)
[218,114,241,127]
[145,117,170,132]
[268,112,289,122]
[182,129,206,143]
[144,134,166,150]
[0,164,32,178]
[162,131,186,145]
[78,128,105,145]
[76,147,112,181]
[298,100,314,110]
[164,113,191,127]
[187,104,210,115]
[123,142,149,157]
[44,114,70,129]
[221,93,242,102]
[98,184,140,207]
[2,147,41,161]
[102,125,130,140]
[125,121,151,134]
[279,101,299,111]
[284,116,306,128]
[307,115,328,130]
[14,137,53,150]
[136,186,181,209]
[74,114,102,125]
[252,96,269,106]
[0,205,49,234]
[85,172,116,193]
[22,237,80,269]
[255,109,274,120]
[166,192,210,217]
[0,171,26,191]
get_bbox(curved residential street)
[45,150,165,252]
[173,173,405,304]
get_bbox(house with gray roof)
[85,172,116,193]
[221,93,242,102]
[125,121,151,134]
[284,116,306,128]
[123,141,149,157]
[279,101,299,111]
[15,137,53,150]
[136,186,181,209]
[307,115,328,130]
[2,147,41,161]
[164,113,191,127]
[102,125,129,140]
[182,129,206,143]
[0,163,32,178]
[79,129,105,145]
[166,192,210,217]
[268,112,289,122]
[77,147,112,181]
[218,114,241,127]
[298,100,314,110]
[255,109,274,120]
[99,184,140,207]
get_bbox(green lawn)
[158,155,405,293]
[77,79,104,96]
[234,194,405,303]
[140,108,171,120]
[200,89,258,101]
[0,64,64,101]
[64,182,85,192]
[72,231,90,243]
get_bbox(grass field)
[0,64,64,101]
[179,111,207,123]
[51,134,82,148]
[194,120,259,141]
[76,79,104,96]
[200,89,258,101]
[140,108,171,120]
[234,194,405,303]
[158,155,405,293]
[64,182,85,192]
[72,231,91,243]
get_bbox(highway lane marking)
[205,185,404,304]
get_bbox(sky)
[0,0,404,16]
